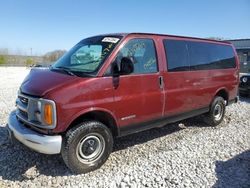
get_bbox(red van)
[7,33,239,173]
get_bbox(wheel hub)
[213,103,223,121]
[76,134,105,163]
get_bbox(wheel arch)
[213,88,229,104]
[66,108,119,137]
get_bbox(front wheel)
[61,121,113,174]
[204,96,226,126]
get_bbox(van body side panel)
[111,35,165,128]
[162,71,197,116]
[185,69,238,109]
[160,36,196,115]
[47,77,116,133]
[208,69,239,101]
[162,69,238,115]
[112,74,164,127]
[161,37,239,115]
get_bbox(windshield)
[51,36,122,76]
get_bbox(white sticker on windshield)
[102,37,120,43]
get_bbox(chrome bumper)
[7,111,62,154]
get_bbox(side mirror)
[120,57,134,75]
[112,57,134,77]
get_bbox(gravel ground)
[0,67,249,188]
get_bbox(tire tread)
[61,121,113,174]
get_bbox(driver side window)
[116,38,158,74]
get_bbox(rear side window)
[163,40,189,71]
[163,39,236,72]
[187,41,236,70]
[117,38,158,74]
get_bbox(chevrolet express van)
[7,33,239,173]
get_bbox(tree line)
[0,49,66,66]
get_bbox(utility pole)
[30,48,33,56]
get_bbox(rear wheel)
[61,121,113,174]
[204,96,226,126]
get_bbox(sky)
[0,0,249,55]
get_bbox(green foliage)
[0,55,6,65]
[25,58,34,67]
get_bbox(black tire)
[61,121,113,174]
[204,96,226,126]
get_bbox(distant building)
[227,39,250,74]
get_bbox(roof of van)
[97,32,232,44]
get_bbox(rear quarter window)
[163,40,189,72]
[163,39,236,72]
[187,41,236,70]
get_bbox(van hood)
[20,68,79,97]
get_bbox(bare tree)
[43,50,66,63]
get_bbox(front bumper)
[7,110,62,154]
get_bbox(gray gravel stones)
[0,67,249,187]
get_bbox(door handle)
[159,76,164,89]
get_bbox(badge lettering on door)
[121,115,136,121]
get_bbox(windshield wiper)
[51,66,76,76]
[50,65,95,77]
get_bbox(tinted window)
[188,41,236,70]
[163,40,189,71]
[164,39,236,72]
[117,39,158,74]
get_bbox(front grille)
[18,95,28,105]
[16,93,40,127]
[19,109,28,119]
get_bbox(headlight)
[242,77,248,83]
[32,98,56,128]
[16,93,57,129]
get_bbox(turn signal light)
[44,103,53,125]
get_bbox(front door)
[112,38,164,129]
